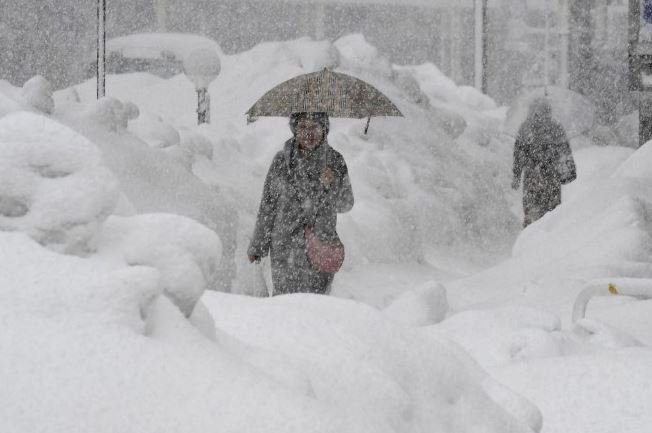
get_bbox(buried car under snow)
[88,32,222,78]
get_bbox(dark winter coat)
[248,139,354,295]
[513,101,576,227]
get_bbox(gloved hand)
[320,167,334,188]
[300,198,318,226]
[511,177,520,190]
[248,255,260,263]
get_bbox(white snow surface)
[1,34,652,433]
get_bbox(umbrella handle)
[364,116,371,135]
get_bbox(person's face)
[296,119,324,150]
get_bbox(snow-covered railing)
[572,278,652,322]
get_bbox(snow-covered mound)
[0,111,221,313]
[383,280,449,327]
[0,78,236,292]
[434,303,652,433]
[432,142,652,433]
[97,214,222,316]
[0,112,119,254]
[204,292,540,433]
[446,143,646,314]
[0,76,55,116]
[513,141,652,290]
[0,227,539,433]
[0,231,350,433]
[54,95,238,291]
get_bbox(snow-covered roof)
[224,0,474,7]
[107,33,222,61]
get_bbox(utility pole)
[450,7,462,83]
[155,0,167,32]
[474,0,488,93]
[544,0,551,86]
[97,0,106,99]
[558,0,570,88]
[569,0,593,95]
[314,2,325,40]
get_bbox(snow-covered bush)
[0,111,222,316]
[335,34,393,80]
[179,126,214,160]
[383,281,448,326]
[128,111,180,149]
[205,292,540,433]
[84,97,139,131]
[63,104,238,292]
[21,75,54,114]
[512,145,652,269]
[98,214,222,316]
[0,112,119,254]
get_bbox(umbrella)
[504,86,595,139]
[246,68,403,133]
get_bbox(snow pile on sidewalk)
[0,233,540,433]
[0,111,220,314]
[203,291,541,433]
[433,301,652,433]
[0,112,118,254]
[0,75,55,116]
[433,142,652,433]
[447,142,647,314]
[64,96,238,291]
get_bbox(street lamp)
[474,0,488,94]
[183,48,221,125]
[97,0,106,99]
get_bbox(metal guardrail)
[572,278,652,322]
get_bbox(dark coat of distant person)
[512,98,576,227]
[248,112,354,295]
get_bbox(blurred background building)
[0,0,635,123]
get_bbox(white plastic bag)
[250,260,271,297]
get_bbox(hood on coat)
[289,112,330,139]
[527,97,553,123]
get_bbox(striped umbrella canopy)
[246,68,403,121]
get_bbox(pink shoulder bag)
[304,225,345,274]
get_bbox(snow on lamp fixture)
[183,48,221,125]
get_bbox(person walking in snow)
[512,98,576,227]
[248,112,354,295]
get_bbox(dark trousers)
[522,167,561,227]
